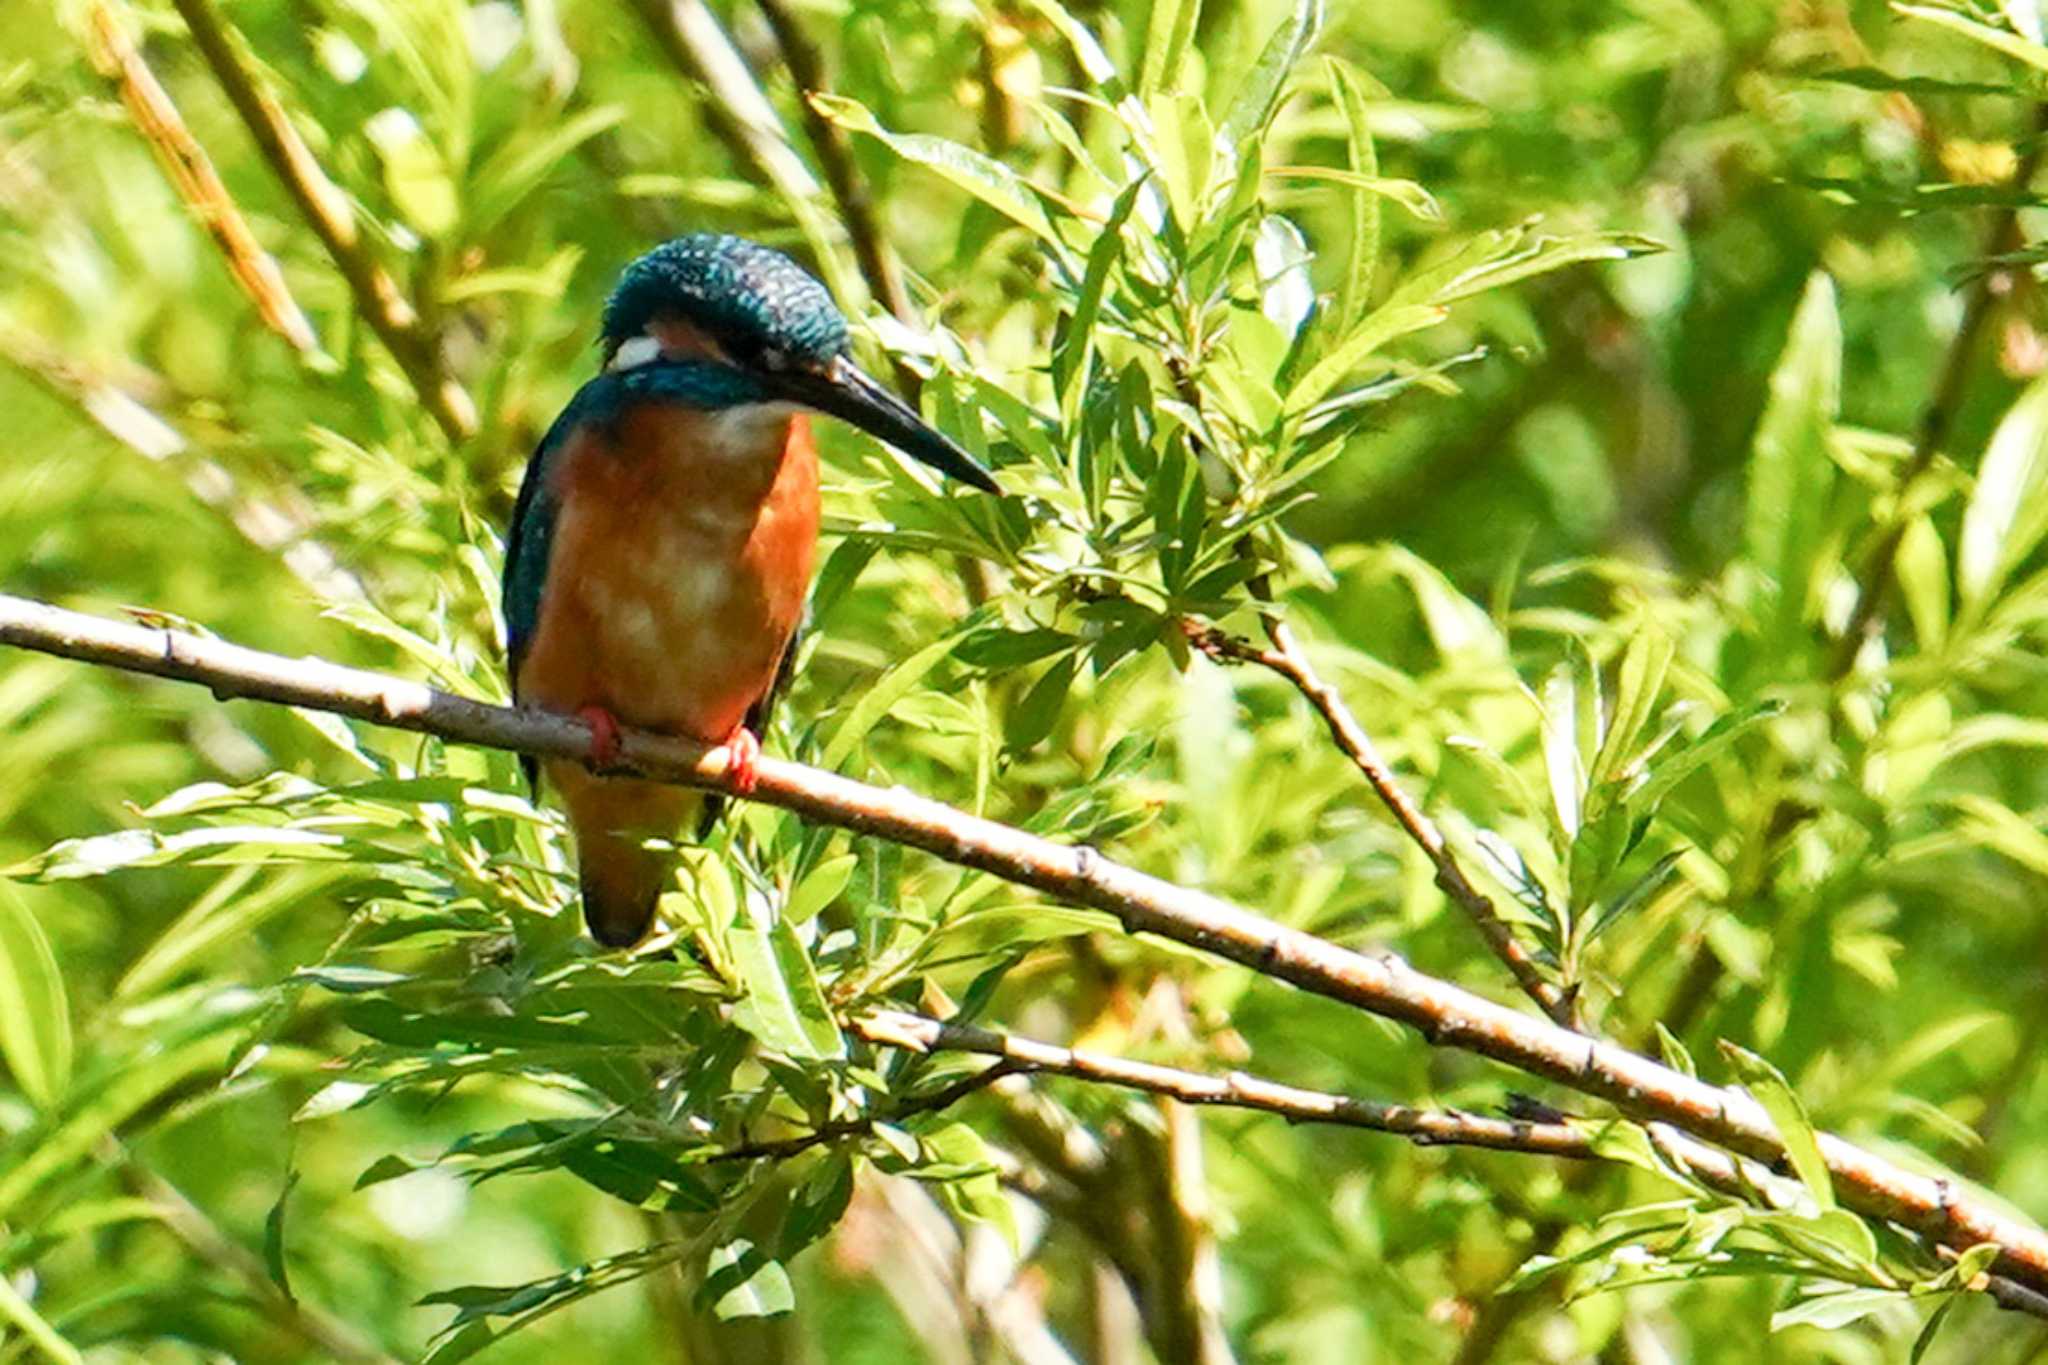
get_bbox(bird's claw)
[721,726,761,795]
[578,704,625,770]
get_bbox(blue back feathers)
[601,233,849,366]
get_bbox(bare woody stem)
[166,0,477,442]
[1185,619,1578,1028]
[3,591,2047,1312]
[860,1010,1593,1158]
[86,2,319,356]
[1830,102,2048,676]
[752,0,913,326]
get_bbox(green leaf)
[729,917,844,1062]
[1222,0,1321,143]
[1269,166,1440,222]
[1630,701,1784,814]
[1718,1040,1834,1211]
[1055,173,1148,420]
[1285,304,1449,415]
[1006,653,1078,752]
[1910,1298,1957,1363]
[703,1239,795,1320]
[1139,0,1202,97]
[1896,515,1951,652]
[0,882,70,1108]
[811,94,1067,247]
[787,853,857,924]
[1959,374,2048,615]
[778,1153,856,1258]
[1324,57,1384,329]
[0,1271,81,1365]
[1770,1286,1902,1333]
[1654,1022,1696,1078]
[1743,273,1840,647]
[1896,4,2048,73]
[1590,624,1674,793]
[823,623,974,770]
[263,1168,299,1301]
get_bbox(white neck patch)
[608,333,664,372]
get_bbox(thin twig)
[107,1145,399,1363]
[1659,105,2048,1043]
[166,0,476,442]
[1831,103,2048,677]
[622,0,866,315]
[704,1059,1020,1164]
[863,1010,1593,1159]
[86,2,320,356]
[3,593,2047,1313]
[753,0,911,324]
[0,329,366,605]
[1185,619,1578,1028]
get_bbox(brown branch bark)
[1185,620,1578,1028]
[166,0,476,442]
[752,0,912,324]
[3,592,2046,1316]
[863,1010,1593,1159]
[86,2,320,357]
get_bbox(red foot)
[721,726,761,795]
[578,704,624,770]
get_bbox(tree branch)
[1185,620,1578,1028]
[752,0,912,325]
[3,592,2046,1312]
[861,1010,1593,1159]
[166,0,476,443]
[86,2,320,357]
[1830,102,2048,677]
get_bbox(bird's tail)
[548,762,703,947]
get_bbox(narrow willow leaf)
[1719,1041,1834,1211]
[1540,664,1585,841]
[1591,624,1674,791]
[1056,173,1148,422]
[811,93,1067,246]
[1895,515,1951,653]
[1222,0,1321,142]
[1269,165,1440,221]
[729,918,844,1061]
[704,1239,795,1320]
[0,882,70,1109]
[822,622,974,770]
[1743,273,1840,644]
[0,1273,80,1365]
[1324,56,1383,329]
[1959,374,2048,615]
[786,853,857,924]
[1139,0,1201,98]
[1896,4,2048,73]
[1770,1286,1902,1332]
[1910,1298,1957,1363]
[1285,304,1448,414]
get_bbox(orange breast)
[516,404,819,743]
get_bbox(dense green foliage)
[6,0,2048,1359]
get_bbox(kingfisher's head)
[600,234,997,493]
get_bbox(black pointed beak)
[769,355,999,493]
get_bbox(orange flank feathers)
[516,406,819,945]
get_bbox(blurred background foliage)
[5,0,2048,1359]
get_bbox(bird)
[503,233,998,948]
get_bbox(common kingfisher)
[503,234,998,947]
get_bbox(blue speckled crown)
[601,234,850,366]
